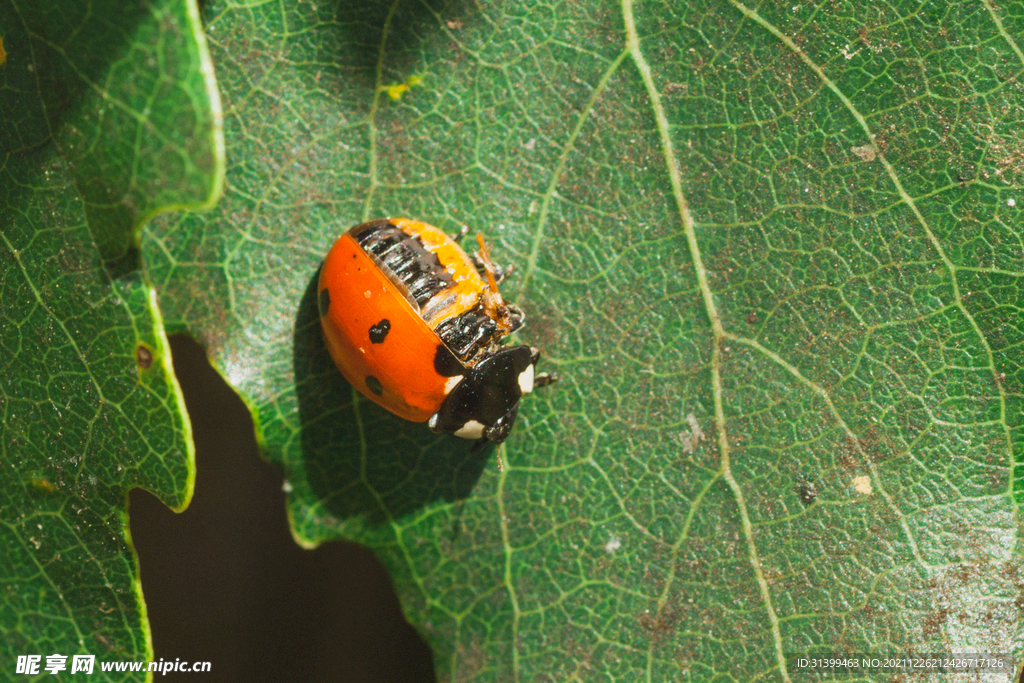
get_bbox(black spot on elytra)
[136,345,153,370]
[369,319,390,344]
[365,375,384,396]
[433,344,464,377]
[317,288,331,317]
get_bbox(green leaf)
[0,0,221,670]
[147,0,1024,679]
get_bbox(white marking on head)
[454,420,486,440]
[444,375,463,395]
[518,364,535,394]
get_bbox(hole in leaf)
[129,335,435,682]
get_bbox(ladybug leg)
[505,302,526,334]
[471,256,511,284]
[528,348,558,389]
[535,371,558,388]
[452,224,470,244]
[527,348,558,389]
[484,404,518,444]
[469,235,513,284]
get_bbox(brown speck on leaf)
[446,19,463,30]
[839,437,860,471]
[858,425,895,463]
[921,607,950,637]
[1002,560,1024,584]
[953,563,975,585]
[638,604,678,643]
[94,634,115,652]
[746,311,757,325]
[136,345,153,370]
[678,413,705,453]
[986,131,1024,182]
[851,144,876,162]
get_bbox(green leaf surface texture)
[0,0,220,673]
[145,0,1024,680]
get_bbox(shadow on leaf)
[294,268,492,526]
[317,0,448,93]
[0,0,214,267]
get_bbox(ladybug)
[317,218,555,446]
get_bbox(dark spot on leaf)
[797,479,817,505]
[921,607,950,637]
[638,604,678,643]
[366,375,383,396]
[746,311,757,325]
[137,344,153,370]
[369,319,390,344]
[317,288,331,317]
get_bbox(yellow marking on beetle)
[391,218,485,329]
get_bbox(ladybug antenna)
[476,233,514,334]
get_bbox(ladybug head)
[428,345,539,444]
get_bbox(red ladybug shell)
[317,218,510,422]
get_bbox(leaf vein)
[622,1,791,680]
